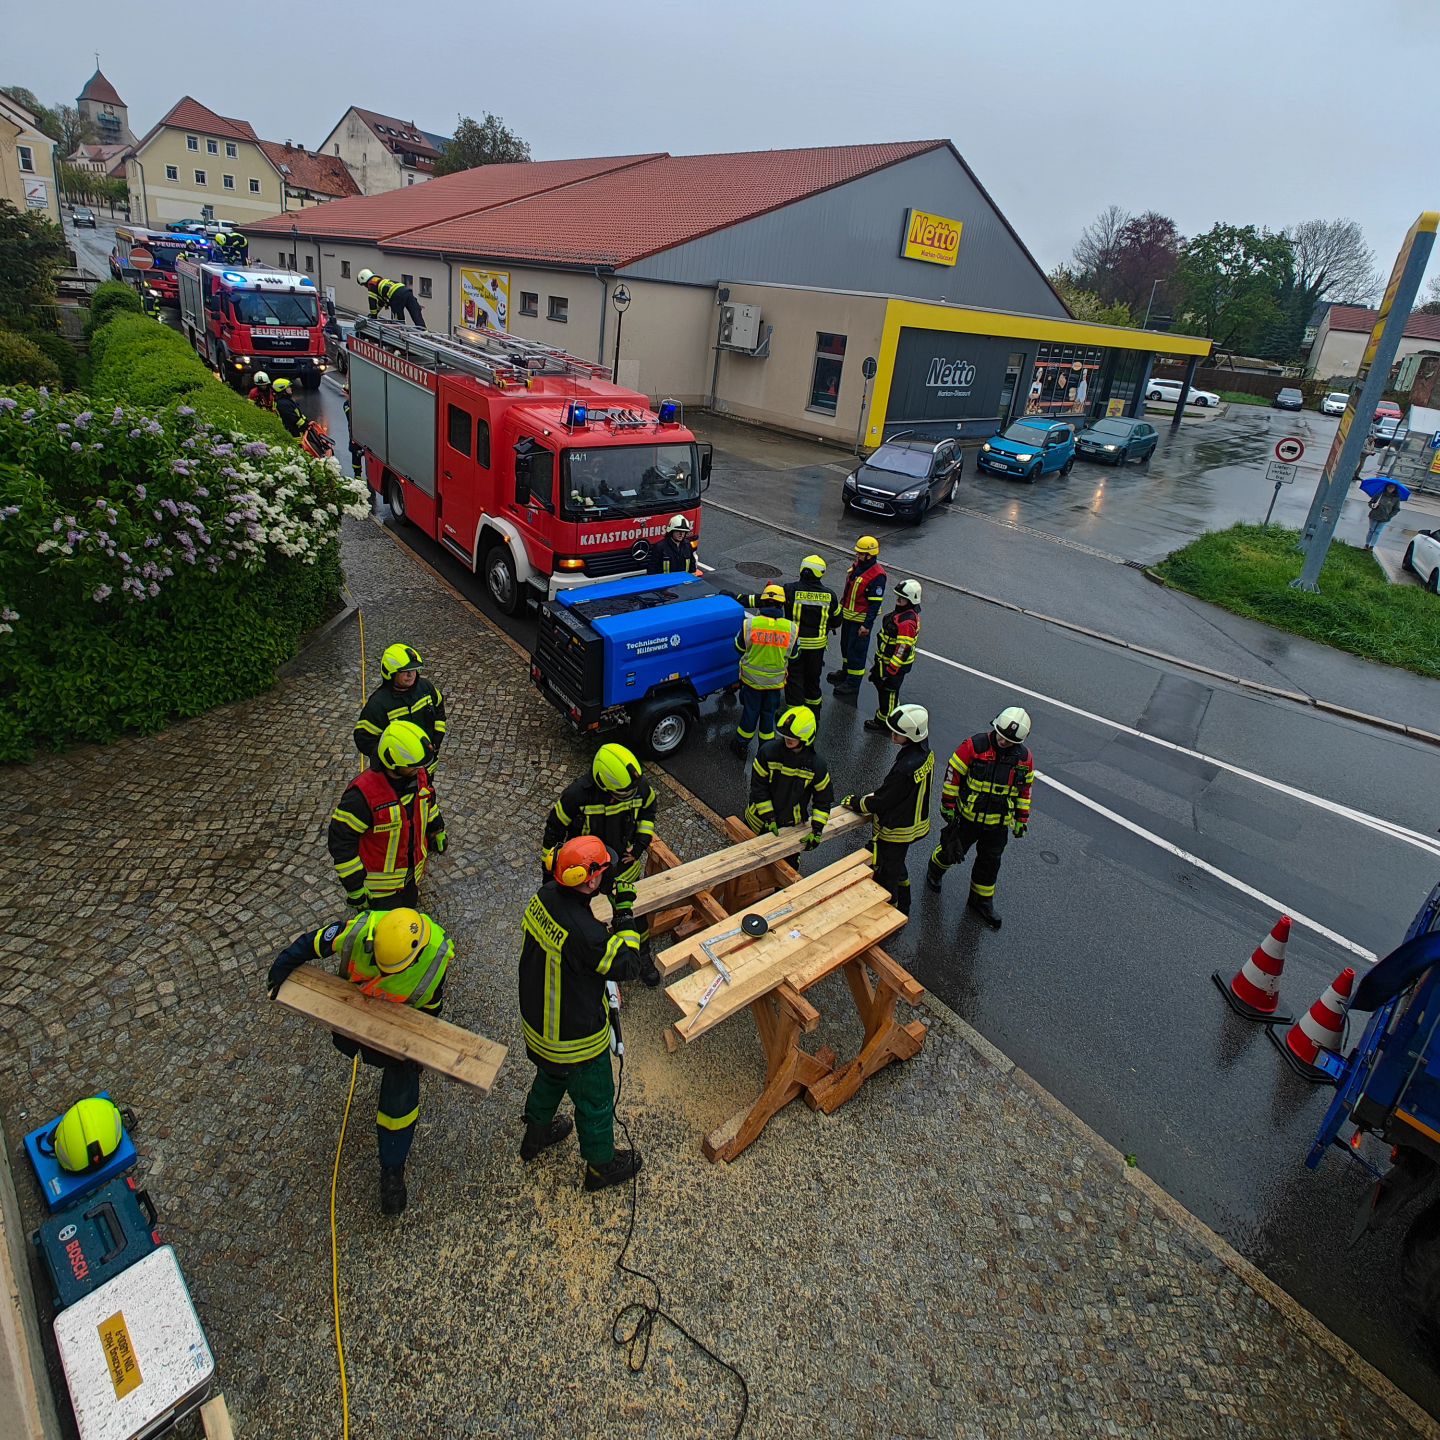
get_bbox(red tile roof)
[69,142,130,176]
[1326,304,1440,343]
[79,69,124,106]
[248,153,662,239]
[138,96,259,151]
[352,107,442,161]
[382,142,946,266]
[256,141,361,199]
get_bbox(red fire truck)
[347,320,711,613]
[175,259,328,390]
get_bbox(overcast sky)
[14,0,1440,288]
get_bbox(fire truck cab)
[348,320,711,614]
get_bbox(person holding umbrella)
[1359,477,1409,551]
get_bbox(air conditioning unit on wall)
[719,302,762,352]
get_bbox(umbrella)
[1359,476,1412,500]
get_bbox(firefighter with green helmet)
[745,705,833,862]
[354,642,448,765]
[268,906,453,1215]
[328,719,447,911]
[542,743,660,986]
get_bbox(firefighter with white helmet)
[926,706,1034,930]
[864,578,922,732]
[647,513,698,574]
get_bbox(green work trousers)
[524,1051,616,1165]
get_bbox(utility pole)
[1142,279,1162,330]
[1293,212,1437,592]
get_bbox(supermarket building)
[250,140,1210,447]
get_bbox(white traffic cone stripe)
[1260,933,1286,961]
[1241,957,1281,996]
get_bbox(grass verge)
[1218,391,1271,407]
[1155,524,1440,678]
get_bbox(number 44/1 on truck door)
[345,320,713,616]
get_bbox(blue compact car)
[976,419,1076,482]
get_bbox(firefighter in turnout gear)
[519,836,643,1192]
[744,705,833,860]
[271,377,304,437]
[739,556,835,713]
[357,268,425,327]
[328,720,447,910]
[839,703,933,915]
[926,706,1034,930]
[267,907,453,1215]
[733,583,799,756]
[829,536,886,695]
[646,514,698,574]
[542,744,660,986]
[354,643,447,765]
[864,579,922,732]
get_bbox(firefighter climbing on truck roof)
[829,536,886,696]
[354,644,447,766]
[271,377,304,438]
[744,705,833,864]
[646,514,698,574]
[737,556,835,715]
[865,579,922,733]
[733,583,798,757]
[357,268,425,328]
[268,906,453,1216]
[212,229,248,264]
[541,744,661,987]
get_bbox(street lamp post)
[1142,279,1162,330]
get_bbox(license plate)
[853,497,886,511]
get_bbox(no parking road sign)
[1275,436,1305,464]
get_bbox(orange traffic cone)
[1268,967,1354,1084]
[1213,916,1294,1024]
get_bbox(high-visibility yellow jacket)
[735,611,798,690]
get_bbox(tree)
[1,85,59,139]
[1171,222,1295,356]
[1108,211,1184,313]
[1070,205,1129,288]
[1416,275,1440,318]
[1287,219,1379,306]
[53,104,96,157]
[1047,265,1133,326]
[0,199,67,331]
[434,113,531,176]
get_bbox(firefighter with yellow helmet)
[733,582,798,755]
[353,642,448,765]
[745,705,834,862]
[268,907,454,1215]
[542,743,660,985]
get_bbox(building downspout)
[594,267,608,368]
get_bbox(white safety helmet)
[886,703,929,743]
[357,268,375,284]
[992,706,1032,745]
[895,579,922,605]
[667,514,693,534]
[252,371,270,386]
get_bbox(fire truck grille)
[256,335,311,353]
[583,551,642,578]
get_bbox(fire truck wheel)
[484,542,523,616]
[1402,1197,1440,1331]
[386,478,409,526]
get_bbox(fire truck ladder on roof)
[353,317,614,387]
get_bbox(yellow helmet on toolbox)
[51,1097,124,1174]
[555,835,611,887]
[376,719,434,772]
[775,706,817,745]
[372,908,431,973]
[381,643,423,680]
[759,583,787,605]
[593,742,642,794]
[854,535,880,557]
[358,268,375,284]
[800,555,826,577]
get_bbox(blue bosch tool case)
[33,1175,161,1310]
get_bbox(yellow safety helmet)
[759,583,786,605]
[800,555,826,577]
[372,908,431,974]
[854,535,880,558]
[272,377,293,394]
[555,835,610,888]
[376,719,434,773]
[381,643,423,680]
[775,706,816,745]
[51,1097,124,1174]
[592,742,642,794]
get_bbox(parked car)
[1376,400,1403,423]
[1322,391,1348,416]
[324,318,355,376]
[842,434,963,522]
[1372,416,1410,447]
[1403,529,1440,593]
[1074,417,1158,465]
[1145,379,1221,408]
[71,207,97,229]
[1273,387,1304,410]
[976,419,1076,482]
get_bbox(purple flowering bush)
[0,386,370,761]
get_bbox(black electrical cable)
[608,1049,750,1438]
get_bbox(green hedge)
[85,280,143,336]
[0,330,61,389]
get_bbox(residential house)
[0,90,60,223]
[317,107,449,196]
[67,143,129,178]
[256,140,360,209]
[76,68,134,148]
[1307,304,1440,381]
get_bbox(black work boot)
[639,944,661,989]
[520,1114,574,1161]
[925,861,945,893]
[863,715,888,732]
[826,668,845,684]
[583,1149,643,1192]
[379,1163,408,1216]
[967,893,1002,930]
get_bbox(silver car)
[1322,391,1348,416]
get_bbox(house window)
[249,178,261,194]
[333,144,340,156]
[186,135,198,151]
[340,260,351,279]
[419,277,432,299]
[165,165,179,181]
[446,404,472,457]
[808,332,847,414]
[406,173,415,185]
[520,291,538,317]
[400,274,413,288]
[548,295,568,323]
[223,174,235,190]
[16,145,34,173]
[304,254,313,272]
[194,169,207,185]
[226,142,237,159]
[278,250,286,265]
[206,139,218,155]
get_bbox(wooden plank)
[275,967,507,1095]
[201,1395,234,1440]
[784,905,908,993]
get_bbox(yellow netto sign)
[901,209,962,267]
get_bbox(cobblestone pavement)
[0,517,1433,1440]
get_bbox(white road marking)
[1037,772,1378,964]
[696,560,715,572]
[921,647,1440,859]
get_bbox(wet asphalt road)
[311,382,1440,1413]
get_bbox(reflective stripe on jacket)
[353,677,448,760]
[541,775,657,860]
[327,767,443,898]
[840,560,886,623]
[860,740,934,844]
[940,732,1034,828]
[328,912,451,1011]
[875,605,921,675]
[745,738,833,833]
[736,612,797,690]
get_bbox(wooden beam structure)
[274,967,507,1095]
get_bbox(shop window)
[207,139,218,155]
[419,277,432,299]
[1026,344,1103,417]
[548,295,568,323]
[808,333,847,414]
[340,260,351,279]
[16,146,34,173]
[165,165,178,182]
[194,169,207,185]
[250,178,262,194]
[446,405,471,457]
[223,175,235,190]
[186,135,198,151]
[520,291,538,317]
